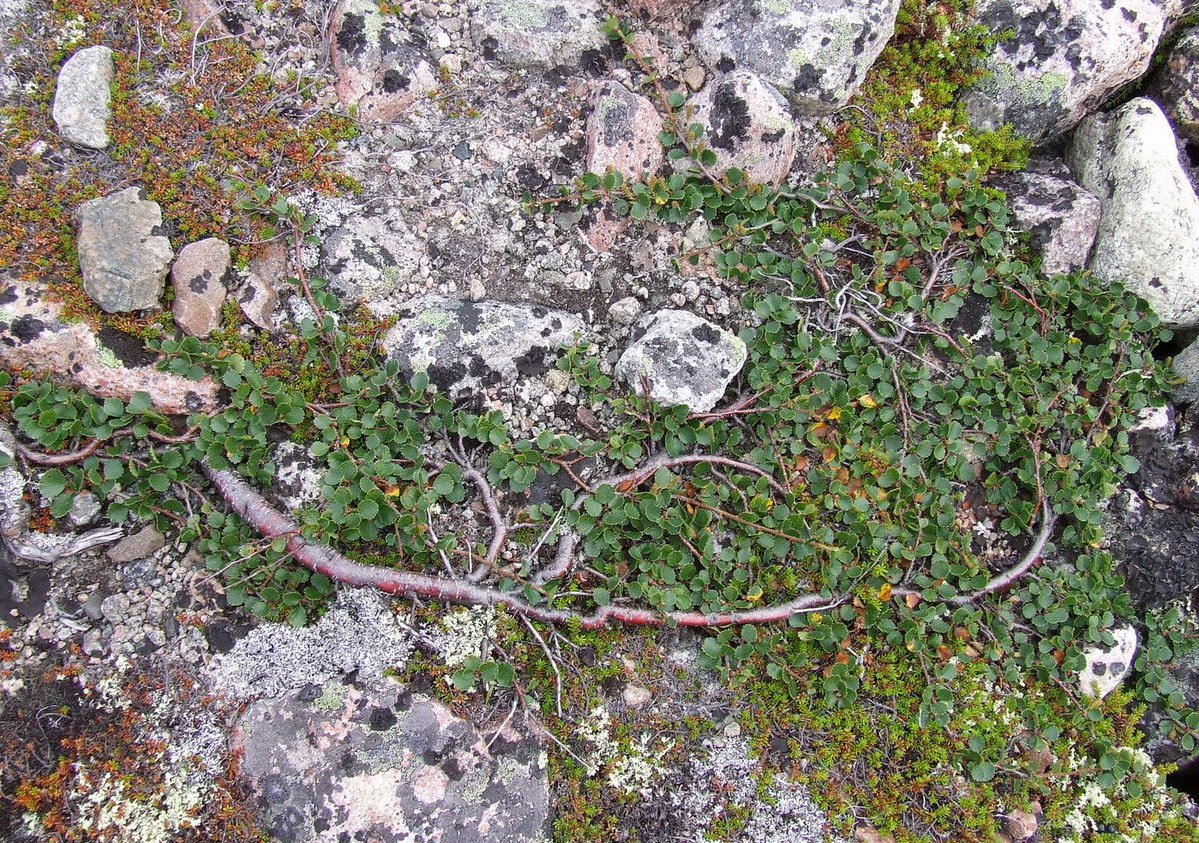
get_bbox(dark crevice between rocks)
[1167,756,1199,801]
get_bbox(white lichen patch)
[436,605,497,668]
[576,705,672,797]
[71,764,207,843]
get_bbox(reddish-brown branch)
[16,425,199,466]
[200,462,843,628]
[894,500,1055,607]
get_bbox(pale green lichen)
[314,681,348,711]
[333,0,388,52]
[498,0,549,30]
[762,0,793,14]
[95,342,122,368]
[979,61,1069,108]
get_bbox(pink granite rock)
[172,237,230,338]
[0,277,218,414]
[585,81,664,180]
[328,0,438,123]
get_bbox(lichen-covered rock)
[1079,624,1137,699]
[692,0,901,115]
[585,81,663,179]
[171,237,230,337]
[688,72,796,187]
[471,0,607,69]
[1154,26,1199,140]
[1172,337,1199,405]
[233,676,551,843]
[0,276,218,414]
[964,0,1177,143]
[320,213,425,318]
[1067,98,1199,328]
[236,273,279,330]
[206,587,413,701]
[272,441,324,512]
[994,170,1101,275]
[51,45,114,149]
[381,296,585,397]
[76,187,174,313]
[328,0,438,122]
[616,310,747,413]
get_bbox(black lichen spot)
[0,285,17,305]
[1121,6,1137,22]
[709,82,750,151]
[428,360,467,391]
[515,346,551,376]
[422,747,444,765]
[601,98,633,147]
[382,69,411,93]
[691,323,721,345]
[516,163,547,190]
[441,756,465,781]
[467,353,491,379]
[10,316,45,343]
[716,56,736,73]
[97,325,158,367]
[369,706,398,731]
[481,36,499,61]
[791,63,824,95]
[337,12,368,57]
[188,274,209,293]
[761,127,784,144]
[579,48,608,77]
[458,302,484,334]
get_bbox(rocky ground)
[6,0,1199,841]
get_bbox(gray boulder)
[585,81,663,180]
[171,237,230,337]
[1154,27,1199,141]
[689,72,797,187]
[964,0,1176,143]
[76,187,173,313]
[51,45,114,149]
[328,0,438,123]
[1067,98,1199,328]
[233,676,550,843]
[1172,337,1199,405]
[321,213,425,318]
[995,170,1101,275]
[616,310,747,413]
[471,0,606,68]
[381,296,585,397]
[692,0,901,115]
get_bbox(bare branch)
[201,462,844,628]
